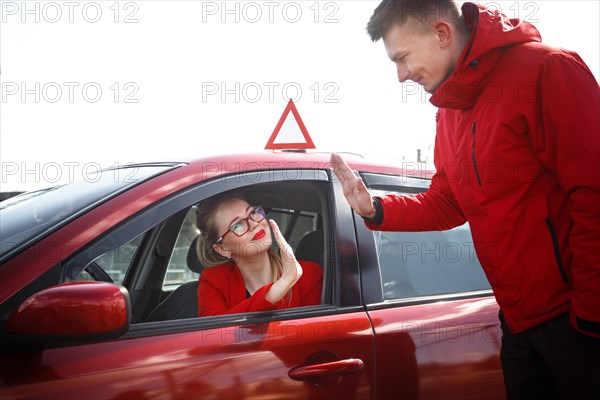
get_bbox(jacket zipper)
[545,218,569,283]
[471,122,482,186]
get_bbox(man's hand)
[330,153,376,218]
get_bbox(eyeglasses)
[216,206,266,243]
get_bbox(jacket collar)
[430,2,541,109]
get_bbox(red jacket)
[368,3,600,336]
[198,260,323,317]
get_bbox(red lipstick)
[252,229,266,241]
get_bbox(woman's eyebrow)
[227,205,253,227]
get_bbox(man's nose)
[397,65,410,83]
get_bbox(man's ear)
[434,21,452,48]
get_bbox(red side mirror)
[5,281,131,346]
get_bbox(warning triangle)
[265,99,316,150]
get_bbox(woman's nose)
[248,218,260,230]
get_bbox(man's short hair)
[366,0,461,42]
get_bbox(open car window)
[58,170,331,326]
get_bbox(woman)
[195,192,323,317]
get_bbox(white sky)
[1,0,599,192]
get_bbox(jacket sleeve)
[198,268,276,317]
[365,157,466,232]
[536,51,600,338]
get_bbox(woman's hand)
[330,153,376,218]
[270,219,302,284]
[265,219,302,304]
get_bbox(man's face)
[383,19,455,93]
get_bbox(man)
[331,1,600,399]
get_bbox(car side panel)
[369,296,505,400]
[0,313,375,399]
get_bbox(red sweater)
[368,3,600,337]
[198,260,323,317]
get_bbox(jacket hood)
[430,2,541,109]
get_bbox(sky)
[1,0,599,192]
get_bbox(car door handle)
[289,358,364,380]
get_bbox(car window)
[58,170,330,324]
[370,187,491,300]
[90,234,145,284]
[163,206,201,289]
[65,233,145,285]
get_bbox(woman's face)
[213,198,272,261]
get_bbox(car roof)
[175,151,434,181]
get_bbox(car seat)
[145,236,204,321]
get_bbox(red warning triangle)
[265,99,316,150]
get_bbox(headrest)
[295,230,324,267]
[186,236,205,275]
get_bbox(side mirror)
[5,281,131,347]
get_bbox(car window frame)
[57,168,361,339]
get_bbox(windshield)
[0,164,181,263]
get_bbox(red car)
[0,151,505,399]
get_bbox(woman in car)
[195,192,323,317]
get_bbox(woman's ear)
[213,243,231,259]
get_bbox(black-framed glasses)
[216,206,266,243]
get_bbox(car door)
[356,173,505,400]
[0,169,376,399]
